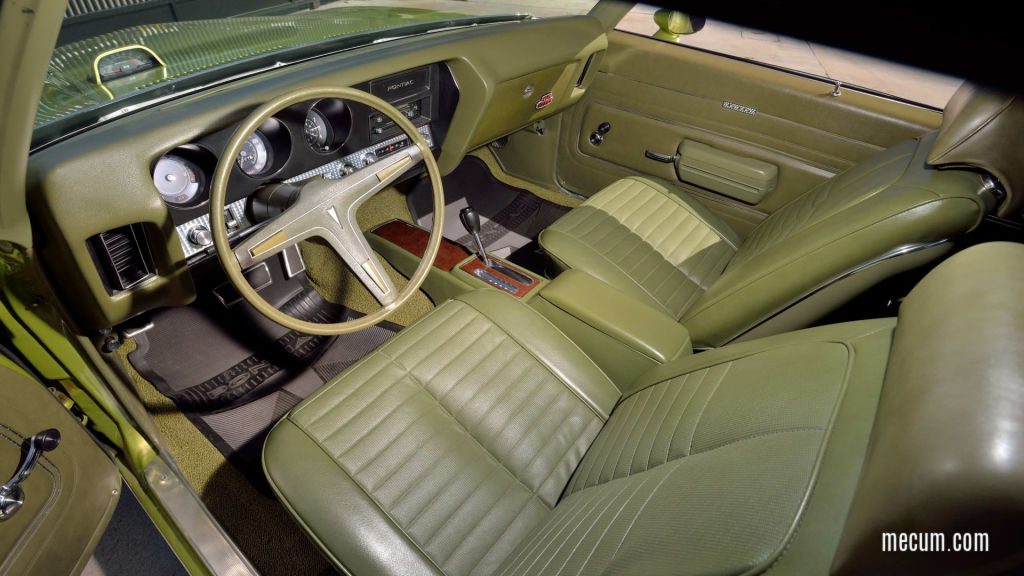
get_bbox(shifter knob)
[459,206,481,235]
[459,206,493,267]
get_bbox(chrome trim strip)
[722,239,951,344]
[144,458,257,576]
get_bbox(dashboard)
[27,15,608,330]
[153,64,456,263]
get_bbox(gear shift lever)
[459,206,495,267]
[458,205,534,286]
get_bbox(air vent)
[88,224,155,293]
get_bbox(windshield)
[35,0,599,149]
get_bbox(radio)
[367,67,434,143]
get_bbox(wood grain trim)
[371,219,469,271]
[460,258,540,299]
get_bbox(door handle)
[644,150,679,163]
[0,428,61,521]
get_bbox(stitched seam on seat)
[365,414,442,494]
[424,462,508,555]
[558,479,641,576]
[442,338,521,416]
[289,302,464,421]
[536,418,602,497]
[460,358,543,441]
[735,151,914,266]
[665,369,711,462]
[622,383,670,478]
[690,426,825,456]
[457,296,615,421]
[630,177,739,250]
[930,98,1014,160]
[316,363,411,453]
[499,488,605,575]
[374,347,552,507]
[603,389,654,485]
[537,479,640,576]
[685,362,732,456]
[497,484,610,576]
[604,458,684,565]
[757,341,862,575]
[593,391,645,486]
[544,229,685,318]
[464,490,539,576]
[685,197,976,324]
[347,394,432,480]
[285,421,447,575]
[333,386,423,462]
[414,317,497,389]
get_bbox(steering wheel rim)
[210,87,444,335]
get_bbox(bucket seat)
[264,242,1024,576]
[539,82,1022,347]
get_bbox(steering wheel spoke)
[336,144,424,214]
[320,213,398,306]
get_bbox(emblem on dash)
[535,92,554,110]
[722,101,757,115]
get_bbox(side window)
[615,4,962,109]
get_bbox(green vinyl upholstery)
[539,83,1019,348]
[263,242,1024,575]
[541,132,991,348]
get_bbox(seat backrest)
[928,82,1024,217]
[681,131,991,347]
[833,241,1024,575]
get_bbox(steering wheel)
[209,87,444,335]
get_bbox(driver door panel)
[0,364,120,575]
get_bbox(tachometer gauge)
[238,131,270,176]
[304,109,331,151]
[153,155,203,205]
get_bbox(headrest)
[929,82,1024,216]
[833,242,1024,575]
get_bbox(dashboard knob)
[188,225,213,247]
[341,164,356,175]
[363,152,377,166]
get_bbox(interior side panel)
[551,31,944,235]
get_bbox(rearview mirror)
[653,10,706,42]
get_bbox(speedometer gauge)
[238,131,270,176]
[153,155,202,205]
[304,109,331,151]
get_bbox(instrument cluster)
[152,99,353,208]
[147,64,453,264]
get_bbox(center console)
[368,220,545,303]
[369,219,690,392]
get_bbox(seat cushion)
[495,319,895,576]
[539,176,740,321]
[263,290,619,576]
[266,287,896,576]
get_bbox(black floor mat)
[408,156,571,272]
[128,289,400,473]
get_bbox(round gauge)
[153,155,203,205]
[238,131,270,176]
[304,108,331,151]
